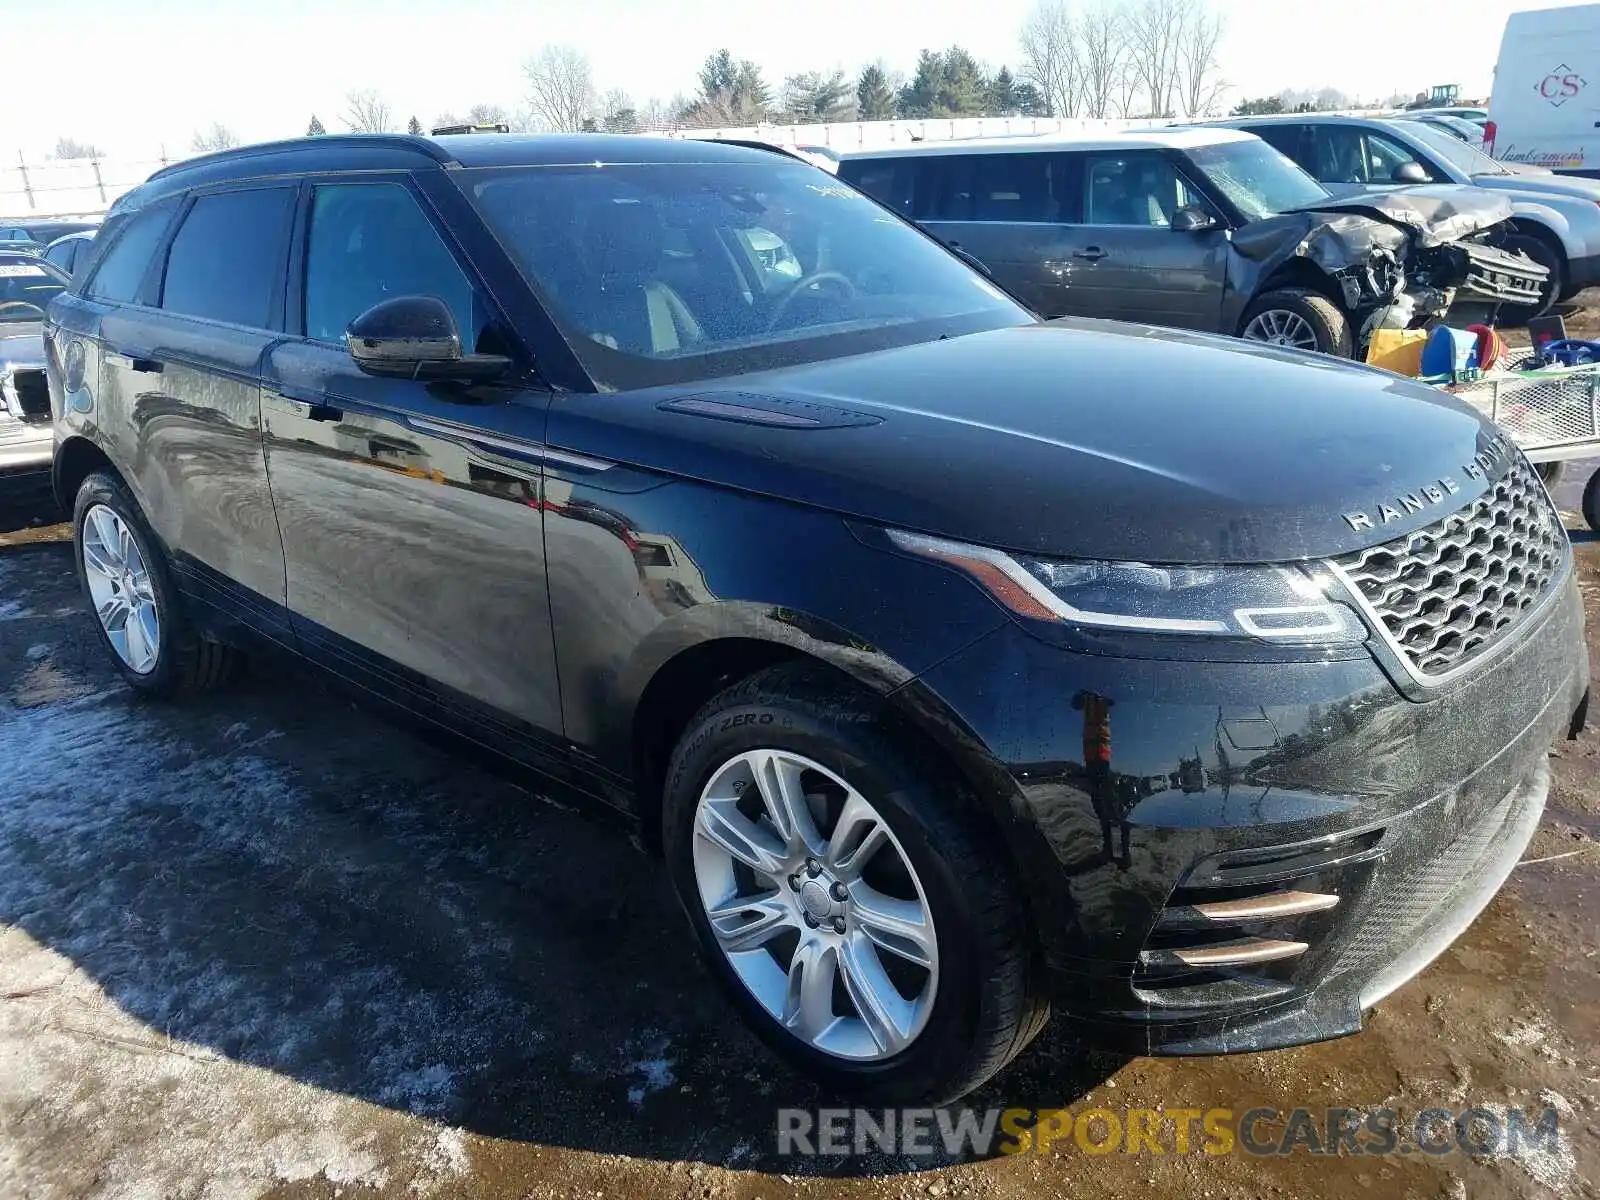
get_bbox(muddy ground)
[0,457,1596,1200]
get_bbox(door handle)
[106,352,163,373]
[1073,247,1108,261]
[264,393,343,422]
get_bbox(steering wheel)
[764,270,857,332]
[0,301,43,319]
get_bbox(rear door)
[911,151,1097,317]
[261,175,566,760]
[123,185,296,625]
[1069,151,1227,330]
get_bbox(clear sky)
[3,0,1595,157]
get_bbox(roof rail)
[146,134,455,182]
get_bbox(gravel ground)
[0,464,1596,1200]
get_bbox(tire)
[1535,460,1566,490]
[1583,468,1600,534]
[72,470,240,697]
[1501,230,1564,325]
[1239,288,1354,358]
[662,662,1046,1104]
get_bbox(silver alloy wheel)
[81,503,161,675]
[691,749,938,1061]
[1242,309,1320,351]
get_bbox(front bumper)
[905,569,1587,1056]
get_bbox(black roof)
[125,133,789,210]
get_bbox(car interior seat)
[582,202,705,355]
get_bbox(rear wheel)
[73,471,240,696]
[662,663,1046,1103]
[1240,288,1354,358]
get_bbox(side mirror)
[346,295,510,383]
[1392,161,1430,184]
[1171,205,1218,233]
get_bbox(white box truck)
[1486,4,1600,176]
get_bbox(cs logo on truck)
[1538,65,1587,107]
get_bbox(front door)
[261,178,566,764]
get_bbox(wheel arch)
[1241,260,1347,330]
[52,434,123,514]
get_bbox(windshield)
[1393,120,1510,176]
[1182,139,1330,221]
[0,261,64,322]
[464,160,1030,389]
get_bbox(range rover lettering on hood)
[1342,436,1511,532]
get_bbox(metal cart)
[1434,362,1600,531]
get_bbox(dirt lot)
[0,465,1596,1200]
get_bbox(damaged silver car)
[837,128,1547,358]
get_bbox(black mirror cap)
[1392,161,1430,184]
[1172,205,1218,233]
[346,295,511,383]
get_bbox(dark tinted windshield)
[1184,138,1330,221]
[0,260,65,321]
[464,160,1028,389]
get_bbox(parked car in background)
[838,128,1545,357]
[1485,4,1600,175]
[0,252,67,477]
[1411,113,1491,144]
[42,230,96,276]
[1410,106,1489,126]
[44,135,1588,1104]
[0,220,98,256]
[1220,113,1600,316]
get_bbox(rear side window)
[84,201,177,303]
[968,153,1059,222]
[1251,124,1306,163]
[160,188,295,328]
[302,182,479,346]
[840,160,914,215]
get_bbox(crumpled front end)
[1232,191,1549,352]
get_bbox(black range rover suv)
[44,134,1588,1103]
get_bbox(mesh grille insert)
[1334,457,1565,678]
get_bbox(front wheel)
[662,663,1046,1103]
[1239,288,1354,358]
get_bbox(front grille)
[1334,456,1565,678]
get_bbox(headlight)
[887,529,1366,645]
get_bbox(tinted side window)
[968,153,1059,222]
[922,156,976,221]
[84,202,177,303]
[43,241,75,274]
[841,160,904,212]
[1251,124,1305,163]
[1307,126,1369,183]
[1083,154,1202,227]
[303,183,478,346]
[160,188,294,328]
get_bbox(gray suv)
[838,129,1546,357]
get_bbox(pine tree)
[856,64,897,121]
[988,66,1019,116]
[408,116,423,135]
[306,115,326,136]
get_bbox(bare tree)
[637,96,679,132]
[1175,0,1227,117]
[1126,0,1186,116]
[523,44,596,131]
[343,89,393,133]
[1018,0,1081,118]
[469,103,509,125]
[52,136,103,160]
[1079,1,1128,119]
[191,123,240,152]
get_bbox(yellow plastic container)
[1365,329,1430,377]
